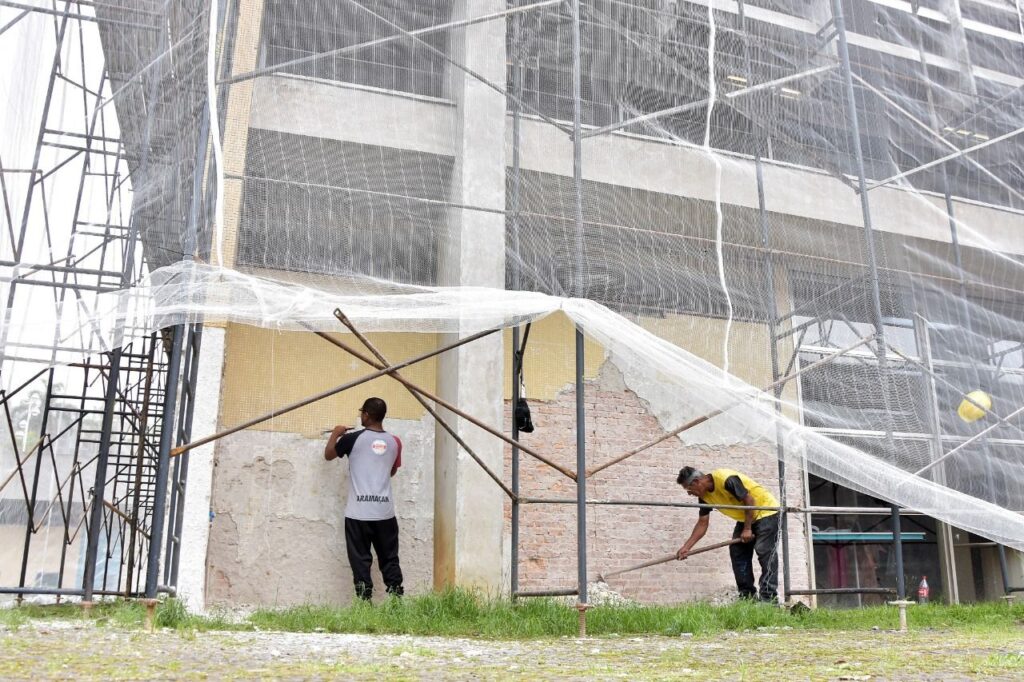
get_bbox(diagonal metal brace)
[587,335,875,476]
[330,309,576,482]
[309,320,516,499]
[169,324,502,457]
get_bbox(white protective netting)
[3,0,1024,560]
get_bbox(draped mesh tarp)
[3,0,1024,554]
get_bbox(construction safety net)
[2,0,1024,587]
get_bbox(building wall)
[218,325,439,435]
[505,361,809,604]
[203,311,809,605]
[205,422,435,607]
[247,74,1024,265]
[205,324,439,606]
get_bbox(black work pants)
[730,513,779,602]
[345,516,404,600]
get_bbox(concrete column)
[176,326,226,612]
[434,1,507,592]
[213,0,265,268]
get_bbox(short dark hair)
[677,466,702,486]
[361,397,387,422]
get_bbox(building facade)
[166,0,1024,609]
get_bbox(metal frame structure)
[6,0,1019,624]
[499,0,1023,609]
[757,0,1024,605]
[0,0,204,603]
[168,0,1022,627]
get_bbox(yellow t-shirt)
[699,468,779,522]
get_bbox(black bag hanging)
[514,397,534,433]
[514,350,535,433]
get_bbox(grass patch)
[247,590,1024,639]
[247,589,579,638]
[4,590,1024,639]
[0,598,244,633]
[0,606,29,630]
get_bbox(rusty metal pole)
[311,323,515,499]
[170,325,502,457]
[145,324,184,598]
[575,328,588,635]
[325,313,575,481]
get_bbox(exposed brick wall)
[504,364,809,604]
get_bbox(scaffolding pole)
[831,0,906,600]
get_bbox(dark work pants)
[345,516,404,600]
[730,513,779,602]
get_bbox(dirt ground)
[2,620,1023,680]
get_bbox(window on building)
[508,169,772,319]
[260,0,452,98]
[238,130,449,285]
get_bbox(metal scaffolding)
[163,0,1021,627]
[6,0,1020,623]
[0,0,205,602]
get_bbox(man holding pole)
[324,397,404,601]
[676,466,780,602]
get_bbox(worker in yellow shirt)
[676,466,780,602]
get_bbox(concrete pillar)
[176,326,225,612]
[433,0,507,592]
[213,0,265,268]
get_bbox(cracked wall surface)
[204,313,806,606]
[506,361,809,604]
[205,419,434,607]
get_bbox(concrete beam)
[249,76,455,156]
[248,77,1024,259]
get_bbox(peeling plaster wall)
[204,310,809,606]
[205,417,434,607]
[507,362,809,604]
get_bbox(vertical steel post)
[998,545,1012,596]
[830,0,905,599]
[509,2,524,599]
[575,328,588,609]
[890,506,904,599]
[167,324,204,587]
[756,155,790,601]
[510,3,524,284]
[570,0,585,298]
[126,333,157,595]
[570,0,588,618]
[145,324,184,597]
[738,0,791,600]
[160,0,225,584]
[82,354,121,600]
[511,327,521,597]
[915,314,959,603]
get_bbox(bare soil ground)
[2,619,1023,680]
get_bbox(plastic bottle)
[917,575,929,604]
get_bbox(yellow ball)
[957,390,992,423]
